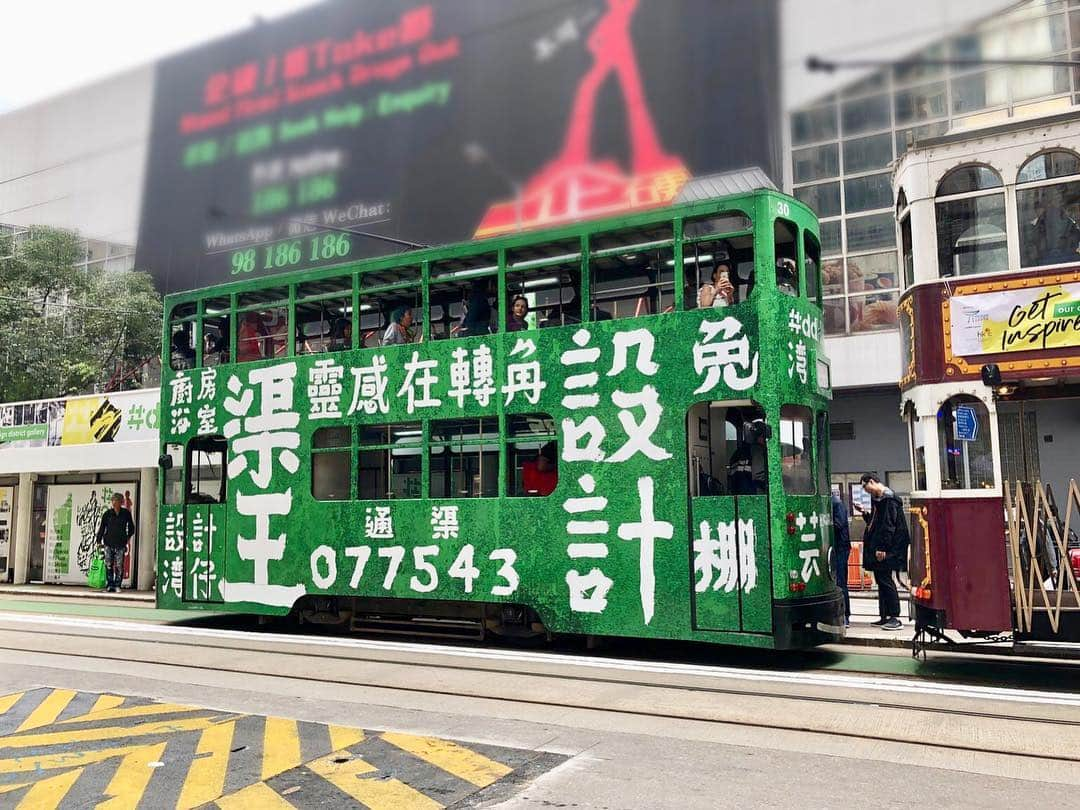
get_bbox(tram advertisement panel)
[136,0,780,293]
[157,303,834,642]
[45,483,136,587]
[949,280,1080,356]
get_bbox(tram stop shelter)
[0,389,159,591]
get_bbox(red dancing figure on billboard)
[475,0,690,238]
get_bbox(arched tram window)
[1016,149,1080,269]
[937,396,994,491]
[934,165,1007,277]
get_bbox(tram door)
[184,436,227,604]
[687,403,772,633]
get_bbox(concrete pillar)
[136,467,157,592]
[12,473,35,585]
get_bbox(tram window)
[780,405,814,494]
[589,224,674,320]
[162,443,184,505]
[358,287,420,349]
[935,166,1007,277]
[505,264,581,330]
[186,436,226,504]
[683,213,752,239]
[296,298,351,354]
[905,404,929,492]
[684,235,754,309]
[775,220,799,297]
[236,308,287,363]
[429,254,498,340]
[357,423,422,499]
[937,396,994,490]
[687,401,767,496]
[202,298,230,366]
[430,417,498,498]
[506,413,557,496]
[169,321,196,371]
[312,427,351,501]
[804,232,821,303]
[1017,155,1080,268]
[815,412,829,495]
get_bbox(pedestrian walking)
[96,492,134,593]
[831,491,851,627]
[854,473,910,630]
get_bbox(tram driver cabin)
[159,191,844,650]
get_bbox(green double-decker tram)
[158,190,842,650]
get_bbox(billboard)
[136,0,780,293]
[0,389,160,450]
[949,281,1080,357]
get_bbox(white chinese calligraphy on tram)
[692,317,759,394]
[502,338,547,405]
[694,518,757,594]
[448,345,497,407]
[364,506,394,540]
[347,354,390,415]
[308,359,345,420]
[787,307,822,342]
[787,340,808,385]
[219,361,306,607]
[795,511,822,583]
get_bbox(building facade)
[787,0,1080,492]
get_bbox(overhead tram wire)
[807,55,1080,73]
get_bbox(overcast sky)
[0,0,317,113]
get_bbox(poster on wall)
[44,483,136,586]
[0,486,12,565]
[949,281,1080,357]
[0,389,159,451]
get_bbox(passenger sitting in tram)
[382,306,414,346]
[237,311,269,362]
[728,418,768,495]
[522,441,558,496]
[459,278,495,336]
[776,258,798,296]
[170,328,195,369]
[696,241,736,308]
[507,295,530,332]
[329,318,352,351]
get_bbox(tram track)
[1,613,1079,766]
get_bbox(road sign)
[955,404,979,442]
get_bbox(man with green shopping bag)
[96,493,134,593]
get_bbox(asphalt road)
[0,608,1078,808]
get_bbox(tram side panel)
[910,497,1012,633]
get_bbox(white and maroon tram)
[894,112,1080,648]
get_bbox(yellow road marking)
[215,780,298,809]
[381,731,513,787]
[89,695,125,715]
[0,716,215,749]
[0,692,25,716]
[15,688,76,732]
[307,751,443,810]
[328,724,364,752]
[261,717,302,780]
[0,745,147,774]
[177,719,236,810]
[0,781,29,794]
[14,766,83,810]
[95,742,167,810]
[61,702,204,725]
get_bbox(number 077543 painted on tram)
[157,190,844,650]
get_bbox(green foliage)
[0,227,162,401]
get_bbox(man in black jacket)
[831,492,851,627]
[854,473,910,630]
[96,493,135,593]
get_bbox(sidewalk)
[842,591,913,648]
[0,583,154,605]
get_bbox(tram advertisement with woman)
[157,192,843,650]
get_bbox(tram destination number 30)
[230,233,352,275]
